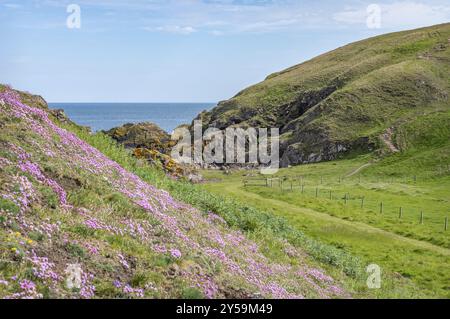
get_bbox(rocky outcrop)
[105,122,202,181]
[280,136,374,167]
[105,122,174,154]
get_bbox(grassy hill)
[0,85,371,299]
[194,23,450,166]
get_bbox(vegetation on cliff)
[195,23,450,166]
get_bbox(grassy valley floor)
[201,155,450,298]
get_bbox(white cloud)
[237,18,299,32]
[3,3,23,9]
[334,2,450,29]
[145,25,197,35]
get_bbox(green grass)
[200,149,450,298]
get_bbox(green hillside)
[195,23,450,167]
[0,85,367,299]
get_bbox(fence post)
[301,184,304,194]
[420,211,424,224]
[445,217,448,231]
[361,197,364,209]
[399,207,403,219]
[329,190,332,200]
[344,194,348,205]
[380,202,383,214]
[290,181,293,191]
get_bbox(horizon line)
[48,101,217,105]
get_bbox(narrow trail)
[345,163,372,177]
[381,127,400,153]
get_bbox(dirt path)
[346,163,373,177]
[381,128,400,153]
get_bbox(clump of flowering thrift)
[169,249,182,259]
[5,279,43,299]
[117,254,130,270]
[113,281,144,298]
[79,272,96,299]
[28,253,60,284]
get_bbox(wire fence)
[242,176,449,231]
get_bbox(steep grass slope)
[194,23,450,166]
[0,86,352,299]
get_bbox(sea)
[48,103,216,133]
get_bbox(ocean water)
[48,103,216,133]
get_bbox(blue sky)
[1,0,449,102]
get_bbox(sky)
[1,0,449,102]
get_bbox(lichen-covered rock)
[105,122,174,154]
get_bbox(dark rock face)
[277,81,342,131]
[281,137,374,167]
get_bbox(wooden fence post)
[420,211,424,224]
[399,207,403,219]
[329,190,332,200]
[315,187,319,198]
[445,217,448,231]
[361,197,364,209]
[380,202,383,214]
